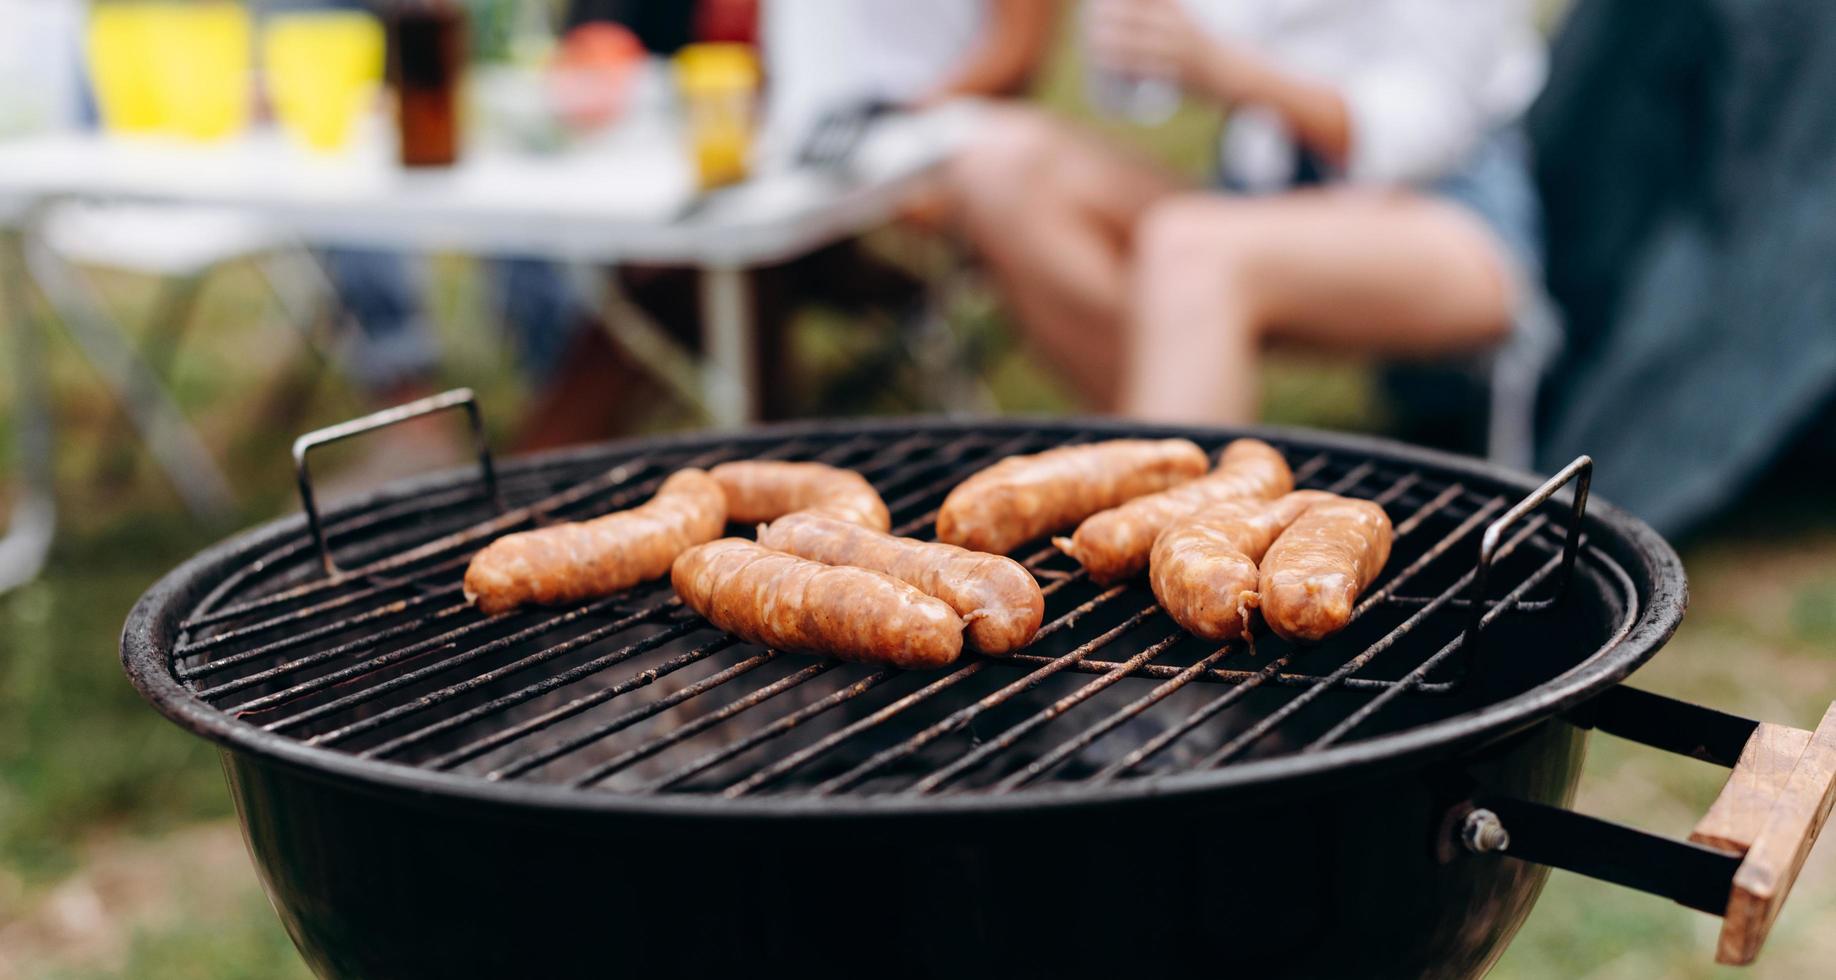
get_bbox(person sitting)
[948,0,1548,424]
[762,0,1059,151]
[606,0,1060,422]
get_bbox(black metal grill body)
[218,716,1578,979]
[122,419,1692,979]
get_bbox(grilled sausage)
[709,460,890,531]
[1259,496,1393,642]
[464,468,726,615]
[671,538,964,669]
[935,438,1209,555]
[1056,438,1292,583]
[757,512,1044,654]
[1149,491,1336,641]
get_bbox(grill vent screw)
[1462,809,1511,854]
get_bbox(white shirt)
[1186,0,1548,189]
[762,0,987,147]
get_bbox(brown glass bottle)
[388,0,466,167]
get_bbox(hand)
[1085,0,1213,90]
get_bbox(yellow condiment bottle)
[673,43,759,189]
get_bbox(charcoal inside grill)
[165,426,1633,801]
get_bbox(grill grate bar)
[910,630,1188,795]
[178,582,460,663]
[181,434,901,640]
[235,595,661,722]
[495,656,830,781]
[177,587,466,679]
[1305,545,1566,750]
[417,640,754,770]
[993,642,1241,792]
[880,433,1042,521]
[298,609,698,745]
[177,475,562,632]
[197,599,484,702]
[877,446,1330,543]
[360,632,743,762]
[713,666,970,796]
[1089,482,1497,781]
[1285,451,1335,488]
[1387,480,1464,539]
[184,430,1003,699]
[813,602,1161,796]
[1195,515,1548,769]
[183,461,674,629]
[1006,488,1461,796]
[278,429,1031,778]
[183,431,912,639]
[187,555,473,651]
[556,660,839,785]
[640,669,902,792]
[897,464,1423,793]
[665,455,1387,797]
[996,653,1454,691]
[332,430,1035,767]
[666,570,1126,797]
[163,425,1613,802]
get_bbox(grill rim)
[120,416,1687,820]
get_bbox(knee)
[1136,197,1247,268]
[1132,197,1273,337]
[946,107,1065,208]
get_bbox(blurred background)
[1,0,1832,977]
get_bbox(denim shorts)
[1219,127,1546,286]
[1423,128,1545,285]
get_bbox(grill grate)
[166,422,1625,798]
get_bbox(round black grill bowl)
[122,418,1697,979]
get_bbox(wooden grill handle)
[1692,701,1836,965]
[1480,690,1834,966]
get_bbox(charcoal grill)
[121,393,1836,980]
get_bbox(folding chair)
[25,201,337,520]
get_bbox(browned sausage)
[1259,496,1393,642]
[757,512,1044,654]
[1148,491,1336,641]
[671,538,963,669]
[1056,438,1292,583]
[464,468,726,615]
[709,460,890,531]
[935,438,1209,555]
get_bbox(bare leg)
[1121,188,1519,424]
[948,106,1187,408]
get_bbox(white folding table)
[0,104,981,590]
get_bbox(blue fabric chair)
[1530,0,1836,537]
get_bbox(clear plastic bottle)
[1082,0,1180,126]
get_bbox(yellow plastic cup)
[264,11,385,153]
[87,1,252,140]
[673,43,759,189]
[155,2,252,140]
[86,3,164,133]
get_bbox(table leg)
[0,224,56,592]
[21,232,236,522]
[699,264,756,429]
[563,262,709,417]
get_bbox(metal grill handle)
[1462,455,1591,658]
[293,388,504,578]
[1467,689,1836,967]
